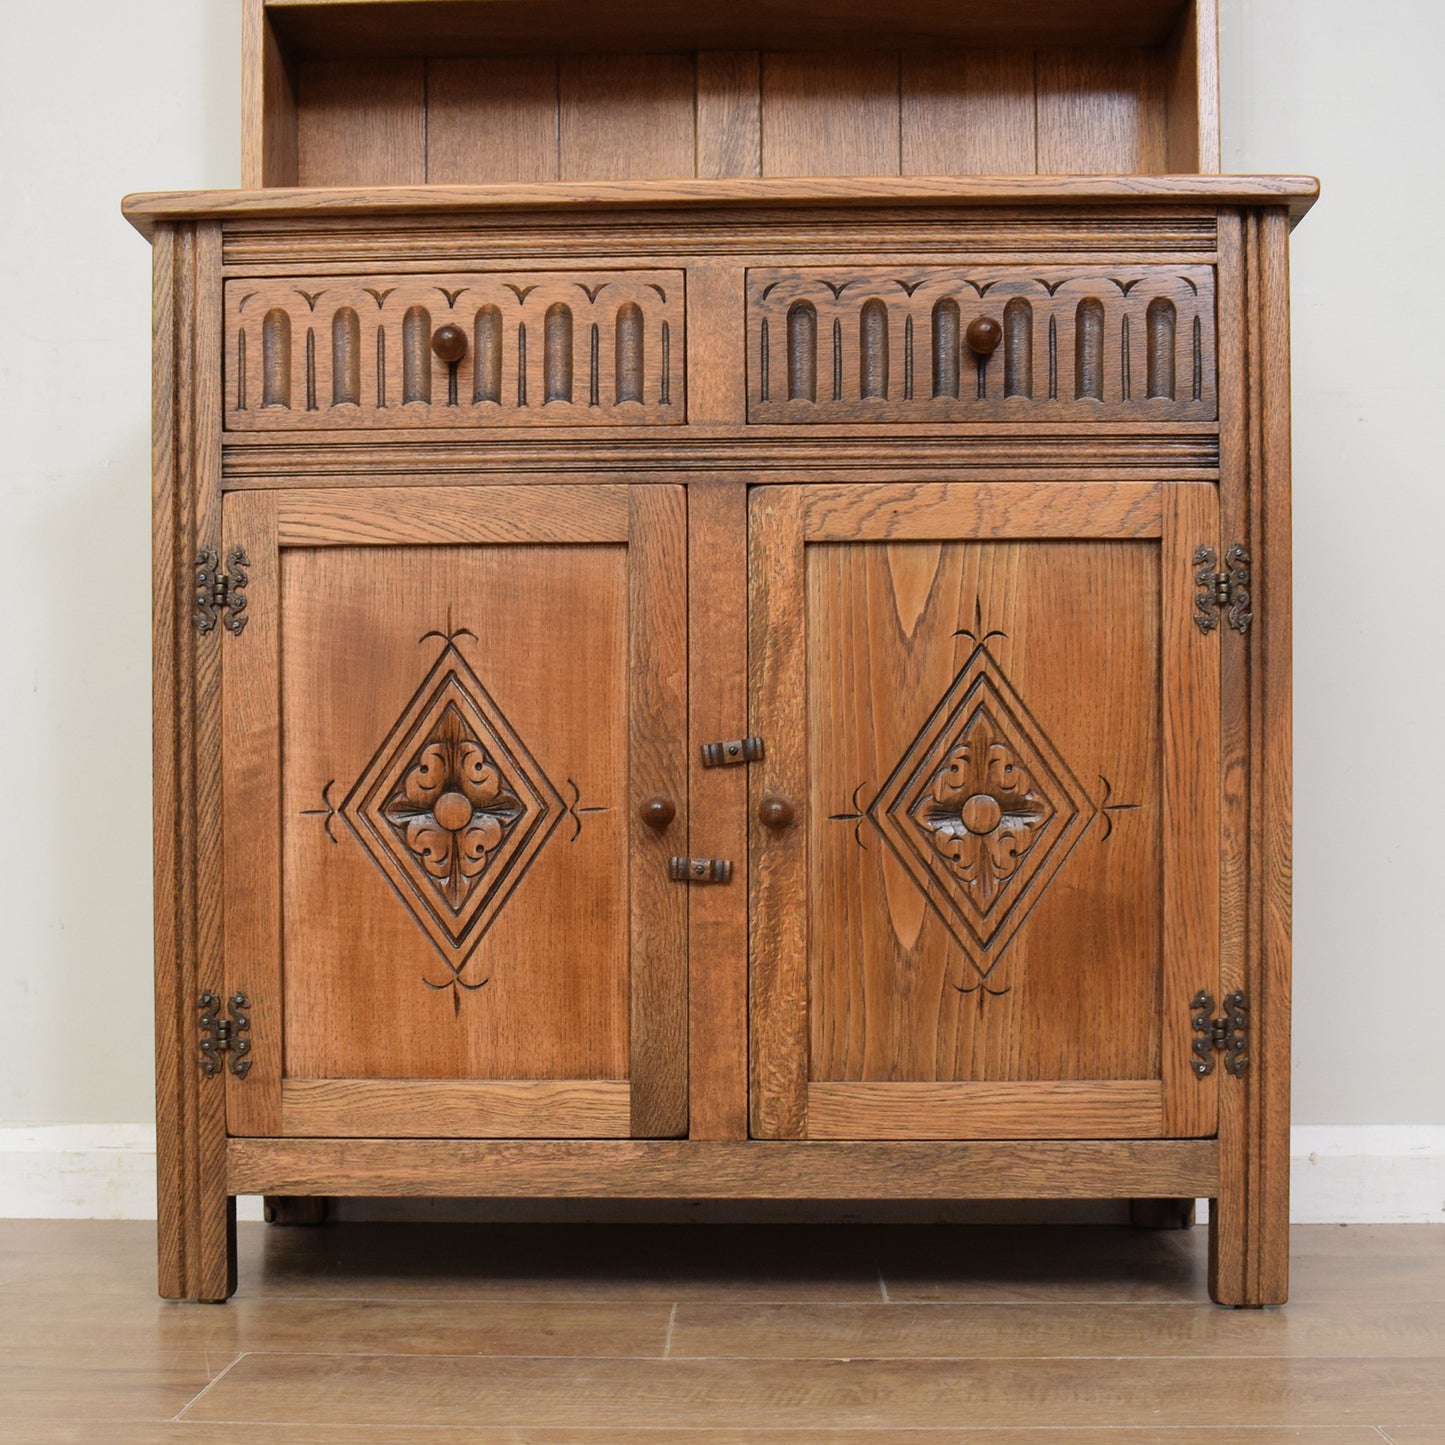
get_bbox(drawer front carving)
[225,271,685,429]
[748,265,1215,423]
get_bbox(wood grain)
[806,1083,1163,1139]
[280,1080,632,1137]
[427,58,560,183]
[901,51,1037,174]
[1036,50,1169,173]
[295,60,425,186]
[242,0,298,187]
[761,54,901,177]
[687,481,750,1139]
[627,485,689,1137]
[227,1138,1220,1197]
[559,54,696,181]
[696,53,762,180]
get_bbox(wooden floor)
[1,1219,1443,1441]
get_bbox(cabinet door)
[750,482,1220,1140]
[222,485,686,1139]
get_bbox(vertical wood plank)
[242,0,298,187]
[1160,484,1221,1138]
[688,481,750,1140]
[558,55,696,181]
[629,486,690,1137]
[1254,207,1294,1305]
[761,53,901,177]
[222,490,281,1139]
[748,487,808,1138]
[1167,0,1221,172]
[427,58,559,183]
[1036,50,1167,173]
[901,51,1037,174]
[297,60,426,186]
[696,52,762,179]
[151,224,185,1299]
[154,223,236,1302]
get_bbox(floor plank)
[180,1353,1445,1429]
[669,1299,1445,1359]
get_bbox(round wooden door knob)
[759,794,796,830]
[640,795,676,829]
[432,324,468,363]
[965,316,1003,355]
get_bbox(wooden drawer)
[224,270,685,429]
[748,264,1216,423]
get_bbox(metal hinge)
[701,736,764,768]
[1191,989,1249,1078]
[669,856,734,884]
[195,547,251,636]
[198,990,253,1078]
[1193,544,1252,635]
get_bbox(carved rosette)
[869,646,1096,978]
[341,643,563,976]
[909,716,1052,912]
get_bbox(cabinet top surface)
[121,175,1319,241]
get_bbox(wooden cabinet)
[129,0,1312,1309]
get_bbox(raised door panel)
[750,482,1219,1141]
[222,485,686,1138]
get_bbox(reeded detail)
[859,298,889,399]
[331,308,360,406]
[787,301,817,402]
[1147,297,1177,400]
[261,308,290,408]
[1074,298,1104,401]
[402,305,431,404]
[931,298,960,399]
[544,302,573,404]
[474,305,502,403]
[615,301,643,404]
[1003,298,1032,399]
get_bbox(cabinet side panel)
[696,52,763,180]
[1036,50,1168,173]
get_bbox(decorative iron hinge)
[1191,989,1249,1078]
[701,736,764,768]
[1193,544,1253,635]
[198,990,253,1078]
[669,856,734,884]
[195,547,251,636]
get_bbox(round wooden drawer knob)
[640,795,676,829]
[759,794,796,830]
[432,324,468,363]
[965,316,1003,355]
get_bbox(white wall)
[0,4,1438,1162]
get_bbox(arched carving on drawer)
[1004,298,1033,399]
[261,308,291,409]
[473,304,502,404]
[402,305,431,404]
[544,302,574,404]
[931,297,960,400]
[859,298,889,400]
[1074,297,1105,401]
[331,307,360,406]
[615,301,644,404]
[1146,297,1178,400]
[787,301,817,402]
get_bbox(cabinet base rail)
[227,1138,1219,1200]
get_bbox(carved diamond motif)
[341,643,563,969]
[869,647,1095,978]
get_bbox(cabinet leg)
[1208,1178,1289,1307]
[263,1195,331,1225]
[1129,1197,1196,1230]
[158,1190,236,1303]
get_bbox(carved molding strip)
[748,265,1216,424]
[226,272,685,430]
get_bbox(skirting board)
[0,1124,1441,1223]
